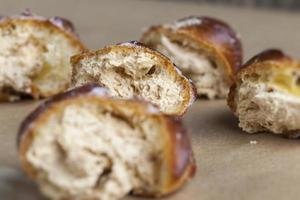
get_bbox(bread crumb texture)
[26,100,164,200]
[72,47,187,115]
[234,67,300,134]
[0,19,83,98]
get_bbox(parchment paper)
[1,0,300,199]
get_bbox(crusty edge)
[17,84,195,197]
[141,16,243,85]
[227,49,298,113]
[71,40,196,116]
[160,116,196,196]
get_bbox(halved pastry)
[228,49,300,137]
[141,16,243,99]
[18,84,196,200]
[0,11,86,101]
[71,41,196,116]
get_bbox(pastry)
[17,84,196,200]
[71,41,196,116]
[0,11,86,101]
[141,16,243,99]
[228,49,300,137]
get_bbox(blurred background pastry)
[0,11,86,101]
[141,16,242,99]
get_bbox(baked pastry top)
[141,16,243,99]
[228,49,300,137]
[0,11,86,101]
[71,41,196,116]
[18,84,196,200]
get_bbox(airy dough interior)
[72,49,185,114]
[235,68,300,134]
[145,34,228,99]
[0,20,81,98]
[26,99,163,200]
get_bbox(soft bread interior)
[143,33,228,99]
[234,67,300,134]
[26,98,164,200]
[72,48,185,115]
[0,20,82,98]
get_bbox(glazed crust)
[141,16,243,85]
[227,49,298,112]
[17,84,196,198]
[0,11,83,42]
[71,40,196,116]
[0,11,86,101]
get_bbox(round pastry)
[17,84,196,200]
[228,49,300,137]
[71,41,196,116]
[0,11,86,101]
[141,16,243,99]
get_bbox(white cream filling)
[156,35,228,99]
[236,82,300,134]
[26,102,162,200]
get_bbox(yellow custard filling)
[270,71,300,97]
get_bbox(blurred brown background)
[161,0,300,10]
[1,0,299,60]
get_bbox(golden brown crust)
[227,83,237,112]
[141,16,243,85]
[0,12,86,101]
[71,40,196,116]
[227,49,299,112]
[17,84,195,198]
[160,117,196,196]
[242,49,293,69]
[236,49,297,81]
[0,11,86,52]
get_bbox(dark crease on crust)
[17,84,107,147]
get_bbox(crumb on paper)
[250,140,257,145]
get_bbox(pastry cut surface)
[71,41,196,116]
[0,11,86,101]
[228,49,300,137]
[141,16,243,99]
[18,84,196,200]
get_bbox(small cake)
[228,49,300,137]
[0,11,86,101]
[141,16,243,99]
[71,41,196,116]
[17,84,196,200]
